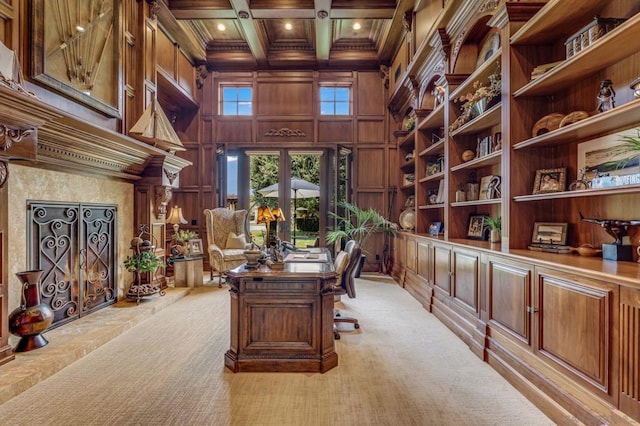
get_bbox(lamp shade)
[271,207,286,222]
[166,206,188,225]
[256,205,275,224]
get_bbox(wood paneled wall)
[173,69,395,273]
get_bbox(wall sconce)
[166,205,188,234]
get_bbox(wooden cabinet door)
[432,243,451,295]
[452,247,479,313]
[417,241,431,282]
[535,267,617,402]
[406,237,417,273]
[487,255,533,345]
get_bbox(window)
[221,86,252,115]
[320,86,351,115]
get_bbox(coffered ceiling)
[166,0,416,70]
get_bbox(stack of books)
[531,61,563,80]
[527,243,571,254]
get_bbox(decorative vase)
[490,230,501,244]
[472,98,488,118]
[8,270,54,352]
[466,183,480,201]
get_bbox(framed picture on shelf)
[404,195,415,208]
[532,168,566,194]
[428,222,442,236]
[467,215,488,240]
[531,222,568,245]
[478,175,495,200]
[577,129,640,178]
[188,239,204,255]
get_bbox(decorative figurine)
[630,77,640,99]
[596,79,616,113]
[580,212,640,261]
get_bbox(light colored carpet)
[0,274,553,425]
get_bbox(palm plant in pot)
[326,202,398,276]
[484,216,502,243]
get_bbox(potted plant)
[484,216,502,243]
[326,202,398,276]
[124,250,163,285]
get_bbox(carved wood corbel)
[146,0,160,20]
[196,64,210,89]
[0,125,34,151]
[155,185,173,220]
[437,28,451,65]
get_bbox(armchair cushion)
[226,232,248,249]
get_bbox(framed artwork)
[30,0,120,117]
[428,222,442,236]
[478,175,495,200]
[531,222,568,245]
[577,129,640,177]
[404,195,415,208]
[467,215,488,240]
[188,239,204,255]
[532,168,566,194]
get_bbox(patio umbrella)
[258,177,320,244]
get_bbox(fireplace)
[27,201,117,328]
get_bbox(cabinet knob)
[526,306,538,314]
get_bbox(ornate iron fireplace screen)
[27,202,117,328]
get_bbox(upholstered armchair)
[204,208,252,286]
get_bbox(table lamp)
[256,205,275,247]
[166,205,188,234]
[270,206,286,244]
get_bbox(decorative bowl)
[571,244,602,257]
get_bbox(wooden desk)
[225,261,338,373]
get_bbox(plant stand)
[126,226,165,305]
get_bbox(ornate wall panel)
[488,259,531,344]
[257,121,313,143]
[217,120,252,143]
[27,202,117,328]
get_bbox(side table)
[171,255,204,288]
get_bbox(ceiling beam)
[314,0,332,62]
[228,0,268,68]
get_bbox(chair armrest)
[208,243,225,272]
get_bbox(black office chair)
[333,240,361,339]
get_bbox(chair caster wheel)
[334,333,340,340]
[354,323,360,329]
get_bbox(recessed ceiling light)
[76,25,85,32]
[352,22,361,31]
[217,23,226,32]
[285,22,293,30]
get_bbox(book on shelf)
[530,60,564,79]
[435,179,445,204]
[527,243,571,254]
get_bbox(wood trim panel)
[620,286,640,419]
